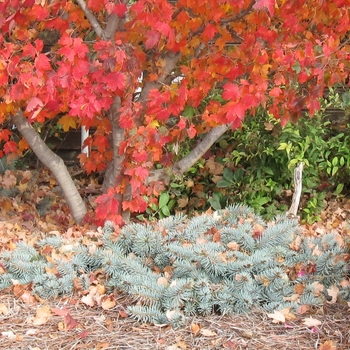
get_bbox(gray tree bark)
[11,111,87,224]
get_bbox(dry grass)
[0,294,349,350]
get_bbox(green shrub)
[145,88,350,223]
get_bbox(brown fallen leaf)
[81,293,95,307]
[101,295,116,310]
[190,322,201,336]
[319,340,337,350]
[267,310,285,323]
[326,285,339,304]
[0,303,9,315]
[64,313,79,330]
[51,307,70,317]
[200,328,217,337]
[223,340,238,349]
[29,305,52,326]
[303,317,322,328]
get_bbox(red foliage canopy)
[0,0,349,223]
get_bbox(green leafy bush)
[1,205,349,327]
[145,88,350,223]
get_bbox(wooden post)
[286,162,303,219]
[81,126,89,157]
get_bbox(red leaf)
[253,0,275,16]
[31,4,50,20]
[94,135,110,153]
[133,150,148,163]
[35,54,51,71]
[134,166,149,181]
[4,141,18,155]
[122,196,147,213]
[95,189,119,220]
[145,30,161,50]
[83,160,97,174]
[269,87,282,97]
[0,129,12,142]
[64,313,79,330]
[201,24,218,41]
[223,83,240,101]
[79,330,89,339]
[113,3,127,18]
[178,117,186,130]
[187,124,197,139]
[102,72,125,91]
[226,103,246,121]
[87,0,104,12]
[52,307,70,317]
[26,97,43,112]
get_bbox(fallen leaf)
[190,322,201,336]
[279,307,296,321]
[118,309,129,318]
[157,277,169,286]
[101,296,116,310]
[51,307,70,317]
[177,197,189,208]
[311,281,324,295]
[319,340,337,350]
[200,328,217,337]
[294,283,305,294]
[0,303,9,315]
[79,330,89,339]
[252,223,264,239]
[297,304,310,314]
[30,305,52,326]
[64,313,79,330]
[326,285,339,304]
[1,331,16,339]
[81,293,95,307]
[175,340,188,349]
[303,317,322,328]
[227,241,240,250]
[223,340,238,349]
[267,310,285,323]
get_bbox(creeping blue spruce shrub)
[0,204,349,327]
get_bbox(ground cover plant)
[1,205,349,327]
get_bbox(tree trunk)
[102,97,132,223]
[11,111,87,224]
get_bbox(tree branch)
[75,0,104,38]
[174,124,230,175]
[104,14,122,40]
[11,111,87,223]
[138,51,181,105]
[147,124,230,185]
[220,0,256,24]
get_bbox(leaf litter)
[0,167,349,349]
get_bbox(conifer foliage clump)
[1,205,349,327]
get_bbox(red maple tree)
[0,0,349,224]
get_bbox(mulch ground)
[0,294,349,350]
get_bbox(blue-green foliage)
[0,204,349,327]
